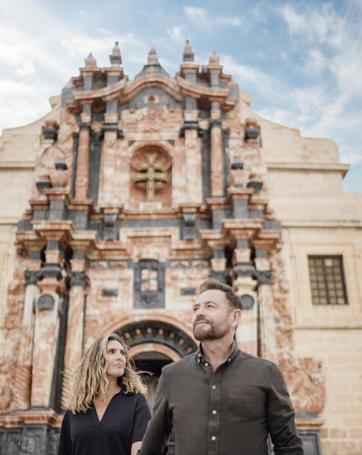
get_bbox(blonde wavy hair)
[69,333,147,413]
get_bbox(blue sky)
[1,0,361,193]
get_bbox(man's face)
[192,289,240,341]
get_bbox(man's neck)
[201,335,234,371]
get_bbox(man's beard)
[193,317,229,341]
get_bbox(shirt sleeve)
[131,393,152,444]
[139,367,172,455]
[267,363,304,454]
[58,411,72,455]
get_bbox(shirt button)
[211,436,216,441]
[212,409,217,415]
[212,385,216,390]
[205,362,209,366]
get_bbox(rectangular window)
[308,255,348,305]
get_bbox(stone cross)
[132,154,169,199]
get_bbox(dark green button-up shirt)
[140,343,303,455]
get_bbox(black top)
[140,342,303,455]
[58,392,151,455]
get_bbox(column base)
[0,409,61,455]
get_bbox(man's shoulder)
[161,351,197,375]
[236,350,278,372]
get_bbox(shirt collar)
[196,339,239,366]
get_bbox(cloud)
[221,55,284,101]
[216,16,242,27]
[279,3,344,48]
[339,146,362,166]
[60,32,141,63]
[0,0,149,132]
[274,1,362,169]
[184,6,207,23]
[303,49,327,76]
[16,62,36,76]
[167,25,185,43]
[183,5,242,28]
[0,79,35,94]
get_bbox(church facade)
[0,42,361,455]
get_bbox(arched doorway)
[115,320,197,409]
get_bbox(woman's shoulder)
[119,392,149,409]
[121,391,147,401]
[63,407,92,419]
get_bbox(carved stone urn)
[50,161,70,188]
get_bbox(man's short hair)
[198,278,242,310]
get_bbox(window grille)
[308,255,348,305]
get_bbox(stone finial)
[41,120,59,142]
[183,39,194,62]
[84,53,97,68]
[147,47,159,65]
[110,41,122,65]
[209,51,220,65]
[244,117,260,142]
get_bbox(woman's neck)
[103,377,121,398]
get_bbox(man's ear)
[231,309,242,328]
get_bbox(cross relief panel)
[129,146,172,210]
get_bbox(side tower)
[0,42,324,454]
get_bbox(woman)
[58,333,151,455]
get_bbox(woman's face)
[105,339,127,378]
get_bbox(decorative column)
[210,242,227,283]
[61,270,87,409]
[99,43,123,207]
[13,270,40,409]
[208,52,224,197]
[30,238,63,408]
[30,278,62,407]
[253,240,277,361]
[180,41,202,204]
[75,53,98,201]
[75,116,91,200]
[232,238,258,356]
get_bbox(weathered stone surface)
[0,43,361,454]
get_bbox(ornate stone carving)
[244,117,260,142]
[68,272,88,288]
[37,294,55,311]
[240,294,255,310]
[41,120,59,142]
[279,356,325,415]
[131,152,170,200]
[270,250,326,414]
[229,160,250,188]
[24,271,41,285]
[0,374,13,411]
[49,161,70,188]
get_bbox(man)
[140,278,303,455]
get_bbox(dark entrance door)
[134,351,173,411]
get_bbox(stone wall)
[264,116,362,454]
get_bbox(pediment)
[67,73,236,112]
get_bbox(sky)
[0,0,361,193]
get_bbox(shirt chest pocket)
[224,386,265,422]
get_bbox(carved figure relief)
[270,250,326,414]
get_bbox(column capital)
[68,271,88,288]
[24,271,41,285]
